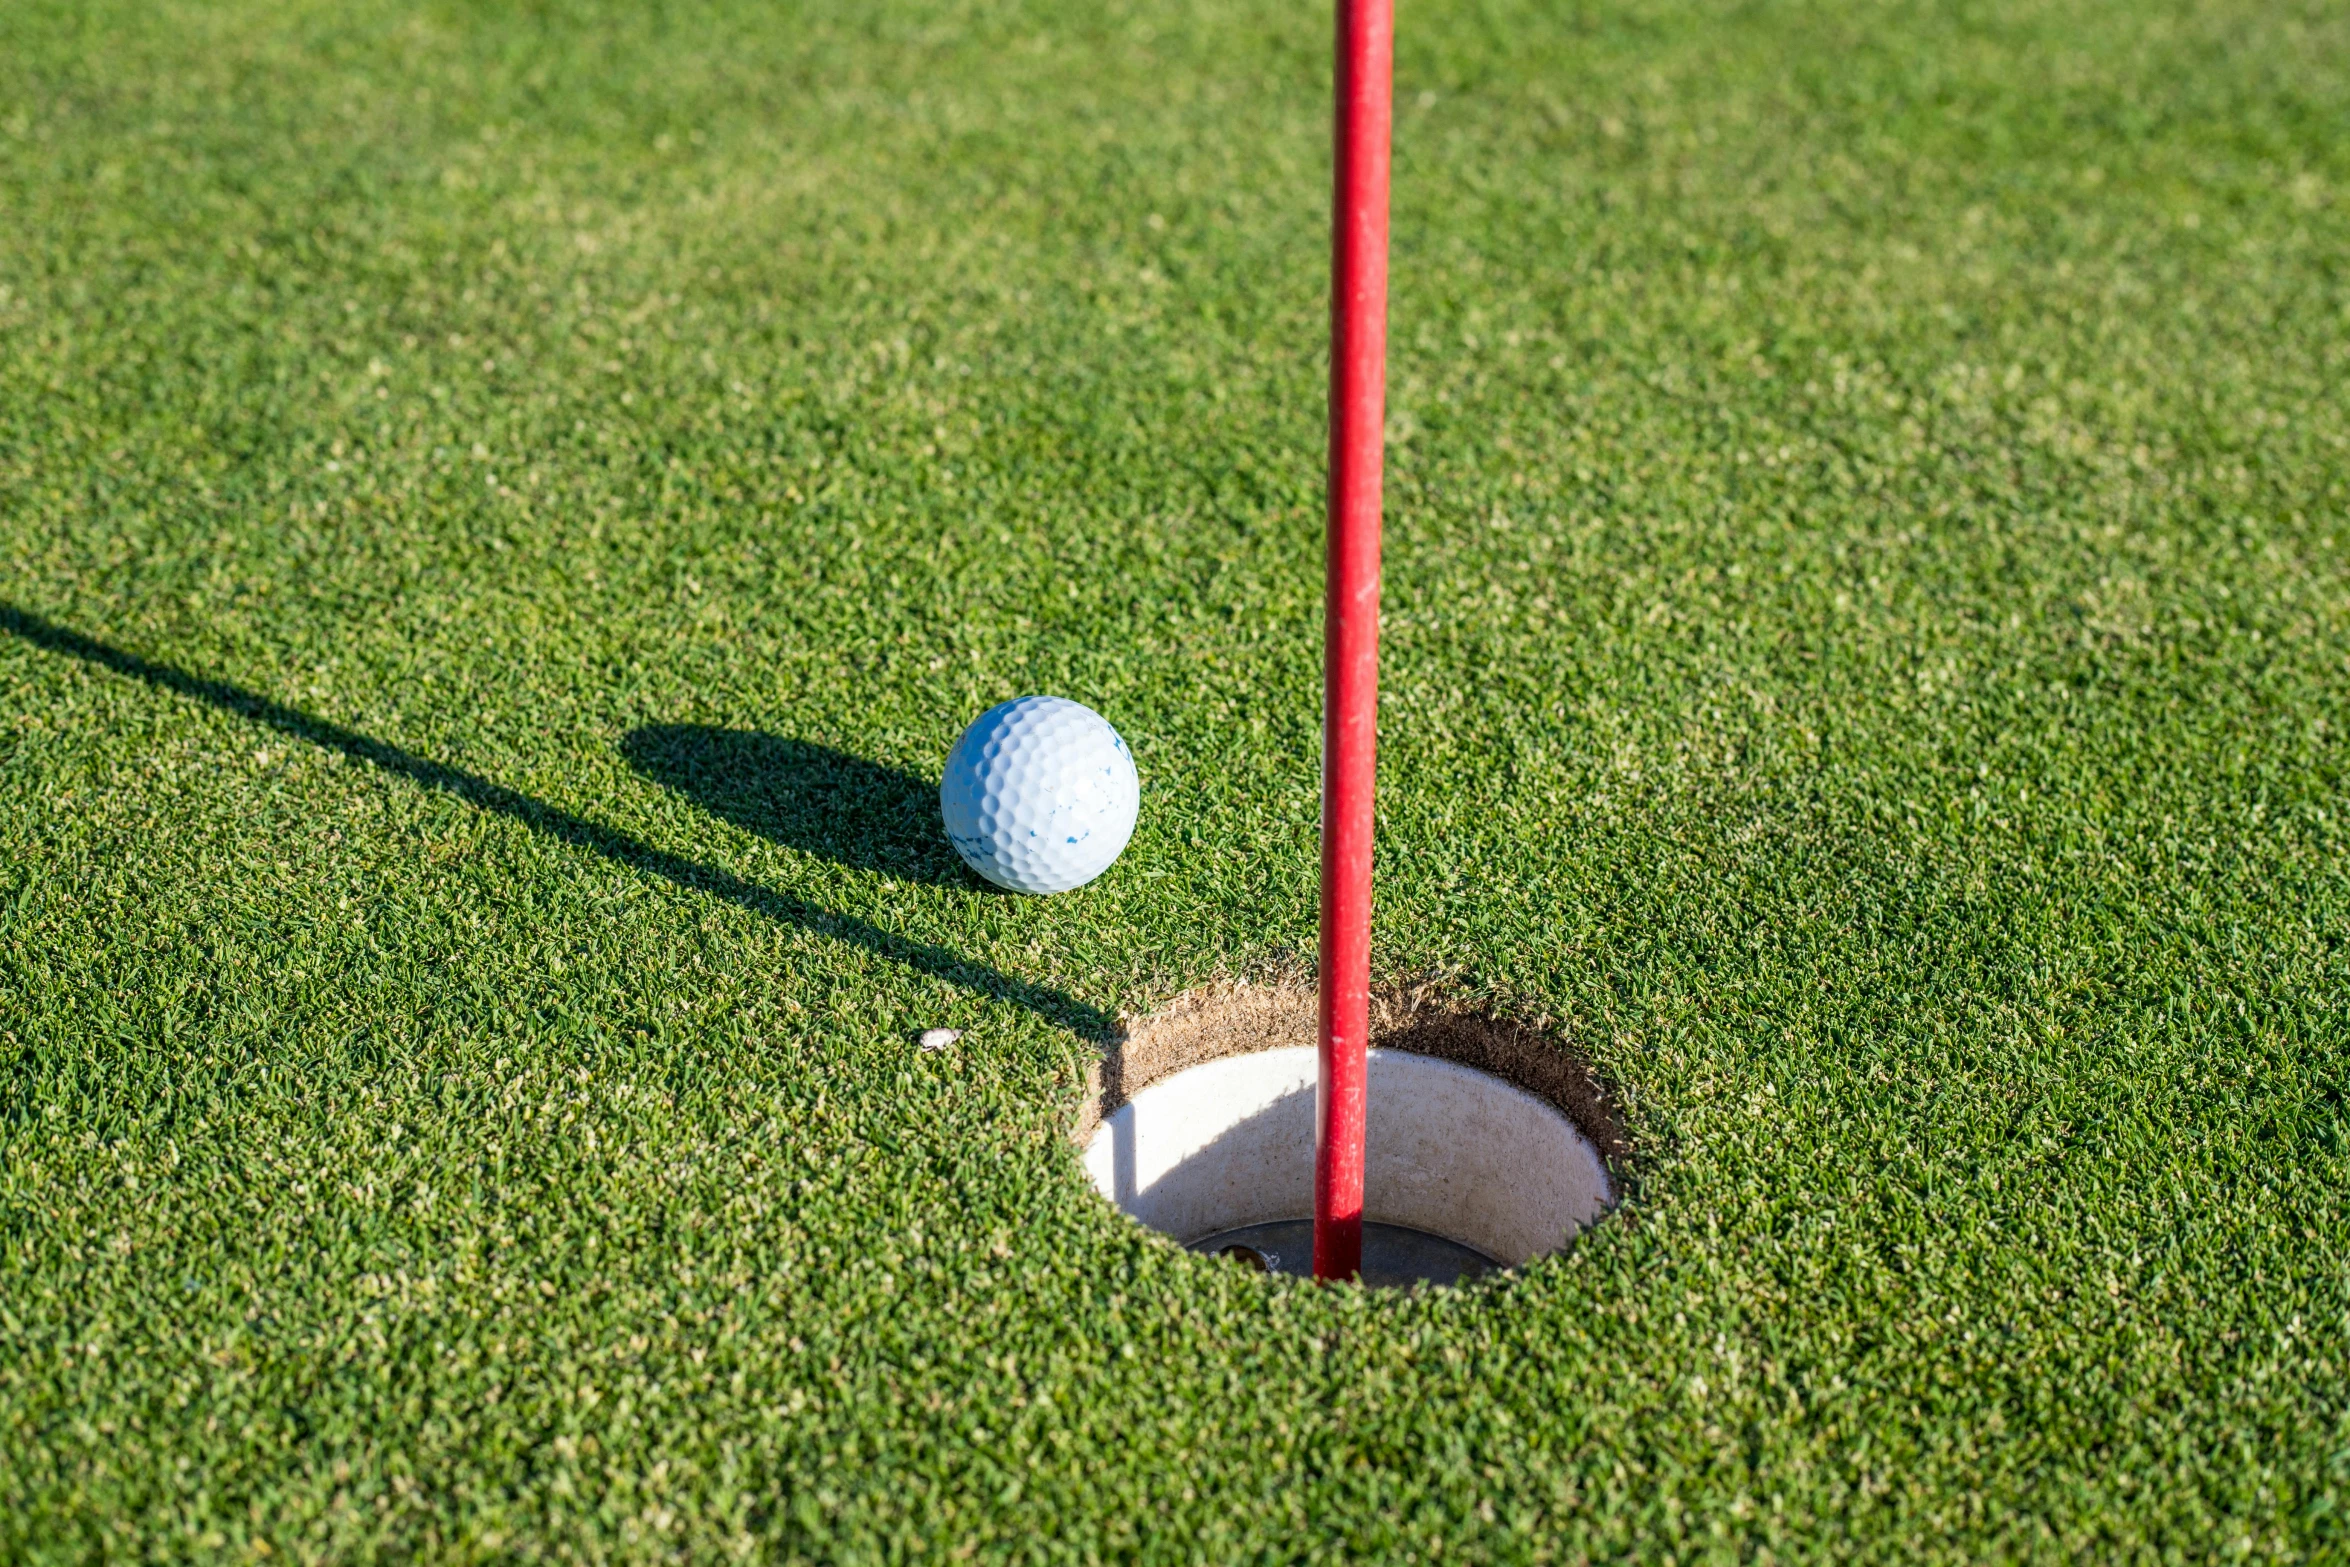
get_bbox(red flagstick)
[1315,0,1393,1283]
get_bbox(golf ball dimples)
[940,696,1139,894]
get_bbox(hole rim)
[1073,978,1633,1284]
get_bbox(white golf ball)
[939,696,1140,894]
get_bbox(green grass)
[3,0,2347,1558]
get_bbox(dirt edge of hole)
[1076,979,1630,1173]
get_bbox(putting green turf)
[3,0,2347,1557]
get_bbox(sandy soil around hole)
[1077,979,1629,1173]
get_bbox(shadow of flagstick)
[0,602,1115,1042]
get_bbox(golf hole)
[1077,983,1625,1286]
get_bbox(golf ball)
[939,696,1140,894]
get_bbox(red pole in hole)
[1315,0,1393,1284]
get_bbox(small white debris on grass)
[918,1028,961,1052]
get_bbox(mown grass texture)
[2,0,2348,1559]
